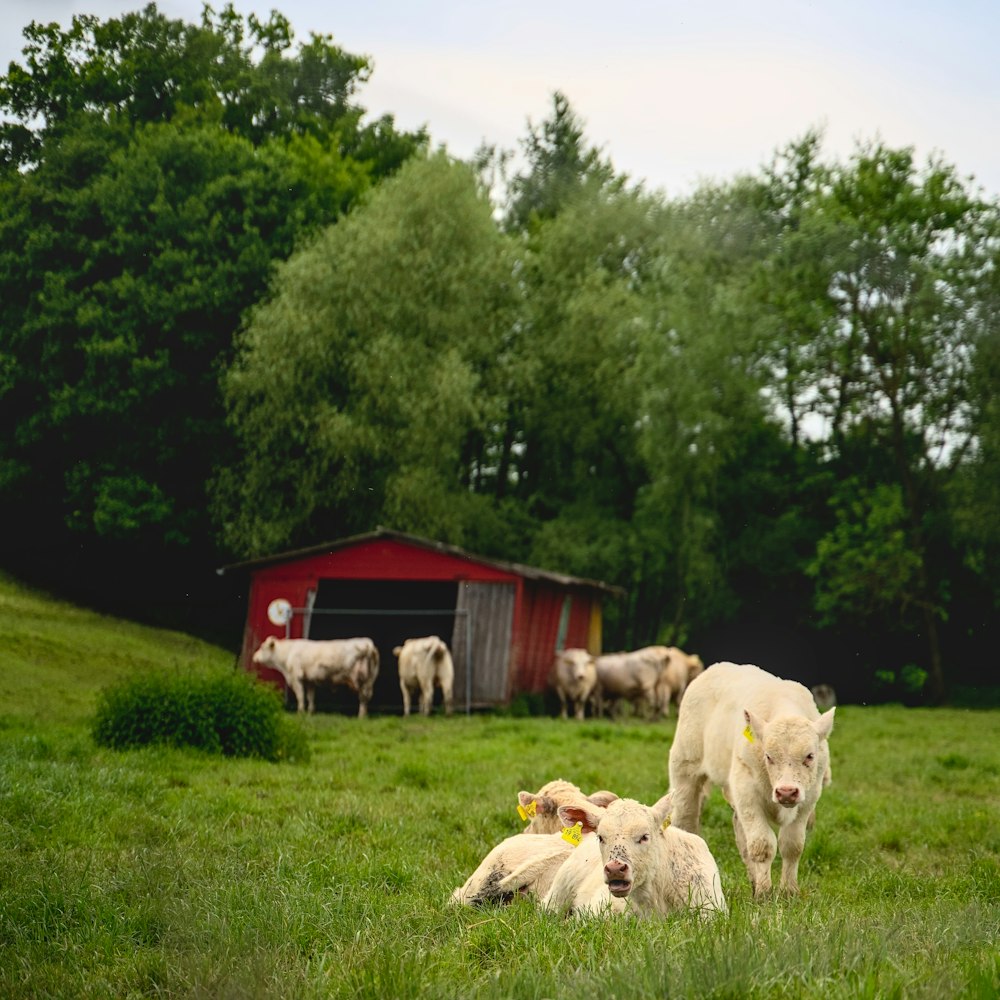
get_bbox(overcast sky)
[5,0,999,199]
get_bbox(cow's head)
[251,635,280,666]
[743,707,835,808]
[559,793,673,899]
[517,780,618,834]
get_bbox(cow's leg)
[737,806,776,897]
[400,680,412,717]
[777,816,808,895]
[288,678,306,713]
[442,680,454,717]
[573,696,585,721]
[305,684,316,714]
[419,680,434,716]
[668,773,708,835]
[357,692,368,719]
[557,690,568,720]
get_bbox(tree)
[752,139,1000,701]
[215,152,515,556]
[0,4,422,629]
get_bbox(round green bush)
[93,668,310,762]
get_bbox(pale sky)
[4,0,999,199]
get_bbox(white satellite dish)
[266,598,293,626]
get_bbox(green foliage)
[216,151,515,556]
[92,667,308,761]
[0,3,422,614]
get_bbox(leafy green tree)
[751,139,1000,700]
[502,91,622,232]
[215,152,515,556]
[0,3,422,626]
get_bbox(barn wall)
[512,583,597,693]
[238,538,521,693]
[451,582,517,707]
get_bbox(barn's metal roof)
[217,526,624,597]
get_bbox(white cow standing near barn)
[550,648,598,720]
[595,645,673,719]
[252,635,379,718]
[394,635,455,716]
[668,662,835,897]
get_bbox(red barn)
[218,528,622,713]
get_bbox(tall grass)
[1,572,998,998]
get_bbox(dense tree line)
[2,6,998,700]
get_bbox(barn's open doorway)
[306,578,459,714]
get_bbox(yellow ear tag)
[517,800,538,822]
[661,817,671,830]
[561,822,583,847]
[743,725,755,743]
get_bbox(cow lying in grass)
[252,635,379,718]
[547,793,726,919]
[668,661,835,897]
[450,780,618,906]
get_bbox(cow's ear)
[517,791,536,809]
[815,706,836,741]
[558,804,601,834]
[652,790,673,828]
[743,708,765,743]
[586,790,619,808]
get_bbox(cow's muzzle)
[774,785,801,807]
[604,859,632,897]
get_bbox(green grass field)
[1,571,998,998]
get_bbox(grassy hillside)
[0,571,235,728]
[1,573,998,998]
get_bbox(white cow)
[450,833,575,906]
[516,779,619,834]
[555,794,726,919]
[393,635,454,717]
[659,647,706,716]
[252,635,379,718]
[542,825,627,917]
[595,646,672,719]
[550,648,598,721]
[450,780,619,906]
[668,662,835,897]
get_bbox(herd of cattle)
[452,661,837,916]
[250,633,708,722]
[251,633,454,718]
[249,632,837,915]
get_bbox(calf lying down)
[549,793,726,919]
[450,780,618,905]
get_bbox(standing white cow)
[668,662,835,897]
[555,794,726,919]
[595,646,672,719]
[550,649,598,721]
[252,635,379,718]
[394,635,454,716]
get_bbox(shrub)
[92,668,309,762]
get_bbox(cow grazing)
[668,662,835,897]
[450,833,574,906]
[660,647,705,716]
[393,635,455,717]
[252,635,379,718]
[595,646,673,719]
[516,779,619,835]
[550,648,598,720]
[555,793,726,919]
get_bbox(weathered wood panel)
[451,582,515,707]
